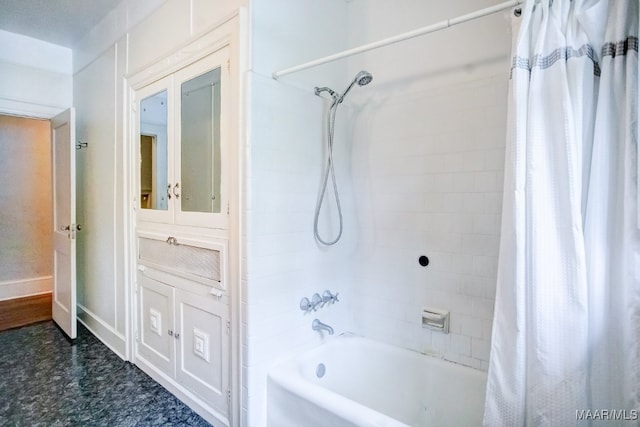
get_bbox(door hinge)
[227,201,229,215]
[227,388,231,404]
[135,329,139,342]
[226,320,230,335]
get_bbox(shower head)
[355,70,373,86]
[314,71,373,104]
[338,70,373,103]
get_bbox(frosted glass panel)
[140,90,168,211]
[138,237,221,282]
[180,68,221,213]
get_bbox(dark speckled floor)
[0,321,212,426]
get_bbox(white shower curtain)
[484,1,640,426]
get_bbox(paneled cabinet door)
[136,271,230,417]
[137,274,176,377]
[175,289,229,415]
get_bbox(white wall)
[72,0,166,74]
[0,30,72,118]
[244,1,353,425]
[74,41,125,349]
[0,115,52,300]
[344,0,512,369]
[73,0,246,358]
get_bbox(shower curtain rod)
[272,0,523,79]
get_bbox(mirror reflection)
[181,68,221,214]
[140,90,168,210]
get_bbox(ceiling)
[0,0,123,48]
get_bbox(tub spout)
[312,319,334,335]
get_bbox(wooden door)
[51,108,77,339]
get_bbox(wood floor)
[0,293,52,332]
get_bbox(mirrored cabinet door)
[136,76,174,224]
[135,47,229,229]
[174,47,229,229]
[140,90,169,211]
[180,68,221,214]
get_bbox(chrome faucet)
[312,319,334,335]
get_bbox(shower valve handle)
[299,297,311,312]
[322,290,339,304]
[311,293,323,310]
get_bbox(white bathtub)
[267,335,487,427]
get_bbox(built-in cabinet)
[130,20,237,427]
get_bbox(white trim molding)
[0,276,53,301]
[0,98,66,119]
[77,303,127,358]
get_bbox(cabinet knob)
[168,329,173,336]
[174,333,180,339]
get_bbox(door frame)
[0,105,73,334]
[0,111,58,327]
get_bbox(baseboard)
[135,354,230,427]
[0,292,52,331]
[0,276,53,301]
[77,304,127,359]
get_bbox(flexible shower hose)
[313,99,343,245]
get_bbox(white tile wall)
[244,0,355,423]
[243,64,508,427]
[349,75,507,370]
[243,72,355,426]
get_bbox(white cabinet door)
[175,289,229,414]
[51,108,77,339]
[138,274,175,377]
[173,47,230,229]
[134,47,230,230]
[135,76,174,225]
[136,269,230,419]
